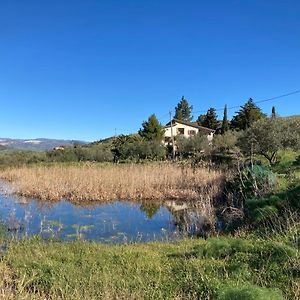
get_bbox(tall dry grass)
[0,163,224,203]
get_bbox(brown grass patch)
[0,163,224,203]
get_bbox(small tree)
[174,96,193,122]
[138,114,164,141]
[238,117,300,165]
[221,104,229,134]
[213,130,240,154]
[271,106,277,119]
[176,133,208,158]
[231,98,266,130]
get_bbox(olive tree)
[176,133,208,158]
[213,130,241,154]
[238,117,300,165]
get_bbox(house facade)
[164,119,215,143]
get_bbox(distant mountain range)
[0,138,87,151]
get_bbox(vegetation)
[0,164,224,203]
[272,106,277,119]
[112,135,166,162]
[176,133,209,158]
[231,98,266,130]
[238,117,300,165]
[174,96,193,122]
[0,232,298,299]
[221,104,229,134]
[197,107,219,130]
[213,131,240,154]
[138,114,165,141]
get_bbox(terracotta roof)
[165,119,215,133]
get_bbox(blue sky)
[1,0,299,141]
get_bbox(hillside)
[0,138,86,151]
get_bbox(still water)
[0,193,207,243]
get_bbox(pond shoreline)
[0,186,213,243]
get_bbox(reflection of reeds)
[0,164,224,204]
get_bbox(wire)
[189,89,300,114]
[157,112,170,121]
[156,89,300,122]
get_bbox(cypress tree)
[271,106,277,119]
[221,104,229,134]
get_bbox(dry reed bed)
[0,164,224,203]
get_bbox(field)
[0,231,299,300]
[0,163,224,203]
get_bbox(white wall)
[164,123,199,138]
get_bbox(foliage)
[0,150,48,166]
[238,117,300,165]
[138,114,164,141]
[246,184,300,225]
[213,130,240,154]
[112,134,140,162]
[221,104,229,134]
[231,98,266,130]
[174,96,193,122]
[233,165,278,202]
[271,106,277,119]
[47,144,114,163]
[121,140,166,161]
[176,133,208,158]
[197,107,219,130]
[196,114,206,126]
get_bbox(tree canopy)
[197,114,206,126]
[138,114,165,141]
[231,98,266,130]
[221,104,229,134]
[174,96,193,122]
[197,107,219,130]
[238,117,300,165]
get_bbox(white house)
[164,119,215,144]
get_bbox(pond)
[0,192,212,243]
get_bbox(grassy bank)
[0,232,299,300]
[0,163,224,203]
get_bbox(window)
[188,130,196,136]
[177,128,184,135]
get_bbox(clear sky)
[1,0,299,141]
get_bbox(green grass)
[0,234,299,299]
[244,150,300,225]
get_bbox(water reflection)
[0,193,213,243]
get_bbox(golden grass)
[0,163,224,203]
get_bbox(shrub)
[213,130,240,154]
[176,133,208,158]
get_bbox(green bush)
[176,133,208,158]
